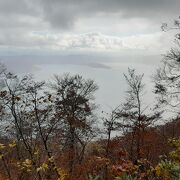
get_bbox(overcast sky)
[0,0,179,54]
[0,0,179,111]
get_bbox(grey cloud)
[0,0,179,51]
[0,0,41,17]
[39,0,180,29]
[0,0,179,30]
[0,0,44,32]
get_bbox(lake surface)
[1,53,160,112]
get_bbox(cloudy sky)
[0,0,179,53]
[0,0,179,109]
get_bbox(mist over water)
[0,53,160,112]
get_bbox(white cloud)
[0,31,170,54]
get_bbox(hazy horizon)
[0,0,179,113]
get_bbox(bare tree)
[154,17,180,115]
[102,107,120,158]
[102,106,120,180]
[117,68,160,161]
[0,73,40,179]
[50,73,98,176]
[0,72,61,179]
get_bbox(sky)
[0,0,179,111]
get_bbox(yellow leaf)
[9,140,16,148]
[48,156,54,162]
[37,163,48,172]
[22,159,32,168]
[42,163,48,170]
[57,168,68,180]
[34,149,39,155]
[0,143,5,149]
[36,167,42,172]
[0,154,4,159]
